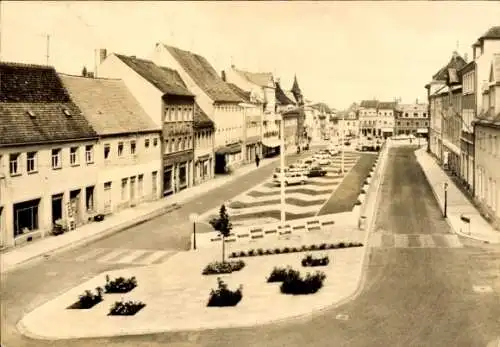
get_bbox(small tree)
[81,66,88,77]
[209,204,232,263]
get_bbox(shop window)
[13,199,40,237]
[179,164,187,187]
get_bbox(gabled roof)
[226,83,252,103]
[432,52,467,82]
[59,74,159,136]
[194,102,214,129]
[479,26,500,41]
[360,100,379,108]
[0,62,98,146]
[115,54,193,97]
[232,67,274,88]
[275,82,295,106]
[162,44,243,103]
[377,102,397,110]
[310,102,332,113]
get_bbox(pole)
[280,113,286,227]
[193,222,197,250]
[341,112,345,174]
[444,182,448,218]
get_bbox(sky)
[1,1,499,110]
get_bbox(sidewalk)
[415,148,500,244]
[0,157,280,274]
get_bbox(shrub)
[301,245,308,251]
[364,179,369,185]
[248,249,255,256]
[108,300,145,316]
[267,266,300,283]
[283,247,290,253]
[257,248,264,256]
[319,243,327,250]
[302,254,330,267]
[361,189,366,194]
[355,200,362,206]
[274,248,282,254]
[104,275,137,294]
[239,251,246,257]
[265,249,273,255]
[291,247,299,253]
[202,260,246,275]
[229,252,237,258]
[69,287,103,309]
[338,242,346,248]
[207,277,242,307]
[310,244,318,251]
[280,271,326,295]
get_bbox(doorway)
[51,193,63,224]
[130,176,136,204]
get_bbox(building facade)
[336,109,359,138]
[460,61,476,190]
[150,44,245,173]
[97,52,196,197]
[193,104,215,185]
[358,100,379,136]
[60,74,163,214]
[376,102,396,138]
[394,103,429,137]
[0,62,99,248]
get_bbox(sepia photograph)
[0,1,499,346]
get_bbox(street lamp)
[280,112,286,227]
[443,182,448,218]
[189,213,199,250]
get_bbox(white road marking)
[394,234,409,248]
[115,249,150,264]
[97,249,131,263]
[418,234,436,248]
[135,250,171,265]
[74,248,109,262]
[441,234,463,248]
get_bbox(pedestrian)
[255,154,260,168]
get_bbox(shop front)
[163,151,194,196]
[381,127,393,139]
[215,143,242,174]
[442,139,461,176]
[195,153,213,184]
[245,135,261,163]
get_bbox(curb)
[414,149,498,244]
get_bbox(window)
[85,145,94,164]
[118,142,124,156]
[9,153,20,175]
[70,147,79,166]
[51,149,62,169]
[121,178,128,200]
[423,113,427,117]
[153,138,158,147]
[415,122,419,126]
[405,113,408,117]
[104,144,111,160]
[425,122,428,126]
[145,139,150,148]
[130,140,136,155]
[85,186,95,212]
[27,151,37,173]
[152,171,158,195]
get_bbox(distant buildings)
[394,103,429,137]
[358,100,397,138]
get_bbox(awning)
[262,137,281,148]
[216,143,241,155]
[417,128,428,134]
[246,135,261,145]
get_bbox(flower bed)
[202,260,245,275]
[301,254,329,267]
[267,266,300,283]
[108,300,145,316]
[229,242,363,258]
[104,275,137,293]
[280,271,326,295]
[67,287,103,309]
[207,278,242,307]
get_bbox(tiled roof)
[432,53,467,82]
[233,68,274,87]
[377,102,397,110]
[194,102,214,129]
[275,82,295,105]
[162,44,243,103]
[311,102,332,113]
[226,83,252,103]
[0,62,98,146]
[115,54,193,97]
[480,26,500,40]
[0,62,71,102]
[59,74,159,136]
[360,100,379,108]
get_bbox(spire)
[291,74,304,106]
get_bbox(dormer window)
[63,108,72,117]
[26,110,36,118]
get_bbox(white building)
[150,44,246,173]
[0,62,99,248]
[376,102,396,138]
[60,74,162,215]
[358,100,379,136]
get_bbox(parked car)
[307,166,327,177]
[273,172,307,186]
[303,158,316,166]
[344,140,351,146]
[313,154,331,166]
[272,167,289,179]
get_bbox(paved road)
[3,147,500,347]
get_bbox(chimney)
[221,70,226,82]
[99,49,107,64]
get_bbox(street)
[2,147,499,347]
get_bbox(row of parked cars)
[271,149,340,186]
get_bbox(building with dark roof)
[60,74,163,214]
[98,50,200,195]
[0,62,100,248]
[152,43,246,173]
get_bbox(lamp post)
[280,112,286,228]
[189,213,199,250]
[341,112,345,174]
[443,182,448,218]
